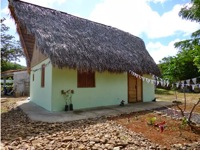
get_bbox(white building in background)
[1,69,30,97]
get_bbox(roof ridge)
[9,0,141,41]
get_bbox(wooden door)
[128,73,137,102]
[128,73,143,102]
[136,78,142,101]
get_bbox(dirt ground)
[109,89,200,148]
[1,96,28,113]
[109,110,200,149]
[1,95,200,149]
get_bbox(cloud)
[146,4,200,38]
[2,0,68,35]
[147,0,167,3]
[1,5,18,34]
[3,18,16,32]
[1,7,17,33]
[89,0,199,39]
[89,0,153,36]
[1,7,9,15]
[11,57,27,67]
[146,39,180,63]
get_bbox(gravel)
[155,107,200,124]
[1,103,200,150]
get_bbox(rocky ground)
[155,107,200,124]
[1,99,200,150]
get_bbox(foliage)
[1,61,25,72]
[147,117,157,125]
[176,99,200,131]
[61,89,74,104]
[1,18,24,71]
[159,0,200,81]
[1,83,13,86]
[178,0,200,23]
[147,116,166,133]
[158,54,200,82]
[181,116,188,129]
[174,0,200,71]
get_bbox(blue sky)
[1,0,199,66]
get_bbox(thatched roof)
[8,0,160,75]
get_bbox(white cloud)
[146,39,180,63]
[146,4,200,38]
[89,0,154,36]
[19,57,27,66]
[89,0,199,39]
[2,0,68,35]
[1,6,15,30]
[147,0,167,3]
[11,57,27,66]
[1,7,9,15]
[1,7,17,33]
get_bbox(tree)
[159,56,180,82]
[1,61,25,72]
[1,18,24,71]
[159,54,200,83]
[159,0,200,82]
[174,0,200,71]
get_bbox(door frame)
[128,73,143,103]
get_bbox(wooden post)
[183,87,186,111]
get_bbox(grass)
[155,88,174,95]
[155,88,200,103]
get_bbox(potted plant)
[61,89,74,111]
[65,102,69,111]
[69,90,74,111]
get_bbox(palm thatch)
[8,0,160,75]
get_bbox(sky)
[1,0,199,66]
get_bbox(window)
[41,64,45,87]
[78,71,95,88]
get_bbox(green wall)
[30,63,155,111]
[30,59,52,111]
[142,74,155,102]
[51,68,128,111]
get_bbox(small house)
[9,0,160,111]
[1,69,30,97]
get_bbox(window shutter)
[78,71,86,87]
[41,64,45,87]
[77,71,95,88]
[87,71,95,87]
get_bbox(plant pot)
[65,104,69,111]
[69,104,73,111]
